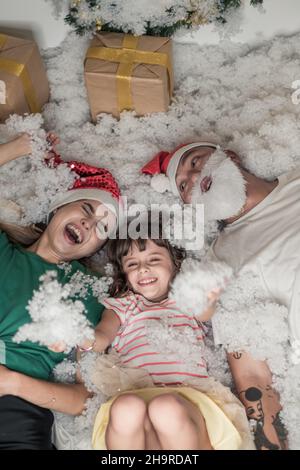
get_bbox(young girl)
[76,220,254,451]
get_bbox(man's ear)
[225,149,242,166]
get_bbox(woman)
[0,133,122,449]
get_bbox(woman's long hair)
[0,219,101,271]
[0,221,43,246]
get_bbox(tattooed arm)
[227,351,288,450]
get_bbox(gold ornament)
[188,11,208,26]
[95,19,103,31]
[187,0,215,26]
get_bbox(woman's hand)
[10,133,32,158]
[48,341,67,353]
[46,132,60,149]
[0,365,18,397]
[48,336,95,353]
[0,133,32,167]
[44,132,60,162]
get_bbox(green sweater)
[0,229,104,380]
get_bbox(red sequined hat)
[47,152,123,221]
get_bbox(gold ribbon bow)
[86,34,173,113]
[0,34,6,49]
[0,33,40,113]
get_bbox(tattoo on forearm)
[239,386,288,450]
[232,351,243,359]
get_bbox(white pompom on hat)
[141,142,218,198]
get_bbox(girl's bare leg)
[144,414,161,450]
[147,393,213,450]
[106,393,162,450]
[106,393,147,450]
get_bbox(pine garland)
[65,0,263,37]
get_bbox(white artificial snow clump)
[0,114,75,225]
[1,21,300,448]
[213,271,290,376]
[170,258,233,316]
[72,0,217,36]
[13,271,95,352]
[5,114,49,168]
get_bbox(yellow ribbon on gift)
[86,34,173,113]
[0,34,6,48]
[0,33,40,113]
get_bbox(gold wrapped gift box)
[0,33,49,122]
[84,32,173,121]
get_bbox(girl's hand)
[197,288,223,322]
[207,287,222,305]
[48,341,67,353]
[77,338,95,352]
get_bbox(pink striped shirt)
[102,292,208,385]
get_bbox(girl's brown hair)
[107,218,186,297]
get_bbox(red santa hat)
[47,152,123,222]
[141,142,218,198]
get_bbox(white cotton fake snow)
[13,271,95,352]
[1,21,300,448]
[170,258,233,316]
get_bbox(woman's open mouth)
[64,224,83,245]
[138,277,158,287]
[200,175,212,193]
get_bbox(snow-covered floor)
[1,30,300,449]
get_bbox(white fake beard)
[191,149,247,221]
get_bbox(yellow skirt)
[92,386,243,450]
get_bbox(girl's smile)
[122,240,175,302]
[138,277,158,286]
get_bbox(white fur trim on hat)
[48,188,122,221]
[166,142,218,197]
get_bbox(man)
[142,141,297,449]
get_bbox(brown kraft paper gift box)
[84,32,173,121]
[0,32,50,122]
